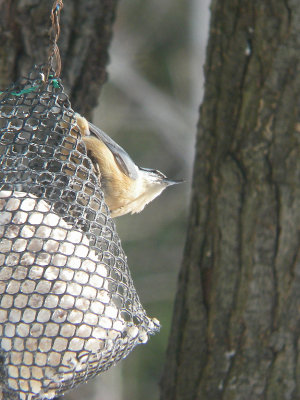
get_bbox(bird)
[75,113,181,217]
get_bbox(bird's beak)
[165,179,184,186]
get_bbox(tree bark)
[0,1,118,399]
[161,1,300,399]
[0,0,118,118]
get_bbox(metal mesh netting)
[0,66,160,400]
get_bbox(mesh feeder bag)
[0,66,160,400]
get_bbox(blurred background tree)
[66,1,210,399]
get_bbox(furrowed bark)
[161,1,300,399]
[0,0,118,118]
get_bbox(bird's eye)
[140,167,167,179]
[155,170,167,179]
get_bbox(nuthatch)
[75,114,181,218]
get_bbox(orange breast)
[82,136,135,212]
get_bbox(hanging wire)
[46,0,64,79]
[0,1,63,96]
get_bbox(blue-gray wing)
[88,122,139,180]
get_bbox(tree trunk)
[161,1,300,399]
[0,0,118,118]
[0,2,118,399]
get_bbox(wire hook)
[46,0,64,79]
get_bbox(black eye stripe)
[139,167,167,179]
